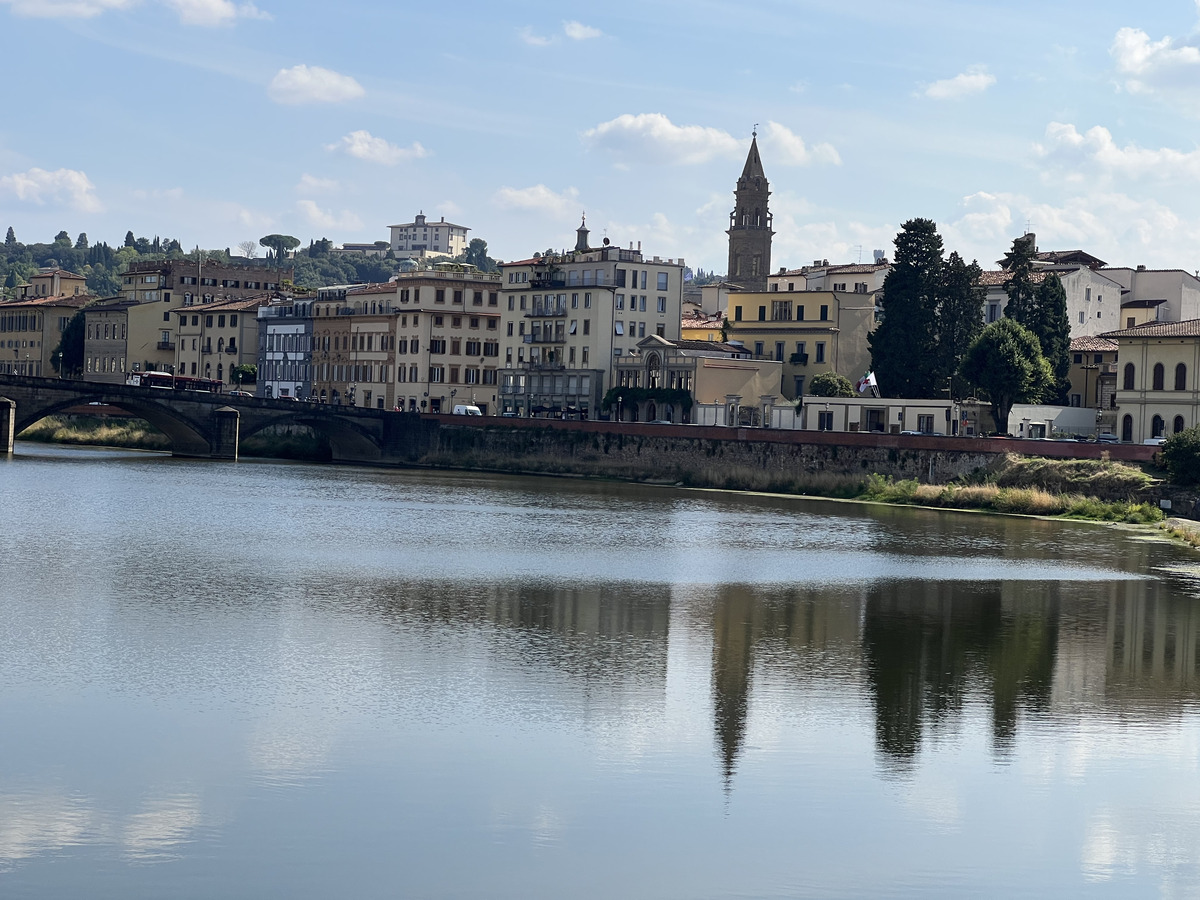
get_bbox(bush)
[1160,426,1200,485]
[808,372,856,397]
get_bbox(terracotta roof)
[33,268,86,279]
[173,296,268,314]
[1070,336,1118,352]
[346,283,397,295]
[1102,319,1200,339]
[0,293,94,309]
[979,269,1048,286]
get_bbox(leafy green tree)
[808,372,856,397]
[959,318,1052,433]
[464,238,498,272]
[869,219,945,398]
[231,364,257,386]
[1001,233,1038,324]
[260,234,300,267]
[124,230,136,248]
[52,310,88,377]
[54,230,70,244]
[1160,426,1200,486]
[74,232,88,250]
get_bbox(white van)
[452,404,483,416]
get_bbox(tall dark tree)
[937,251,985,400]
[74,232,88,250]
[1001,233,1038,325]
[869,218,945,397]
[959,318,1052,432]
[54,230,70,244]
[124,230,136,248]
[52,310,88,378]
[1032,273,1071,404]
[4,226,15,247]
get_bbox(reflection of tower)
[711,587,757,787]
[726,131,773,292]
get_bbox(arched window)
[204,362,211,378]
[1152,415,1165,438]
[1175,415,1186,434]
[647,353,661,389]
[1153,363,1165,390]
[1122,415,1134,442]
[1123,363,1135,391]
[217,363,223,382]
[1176,363,1187,391]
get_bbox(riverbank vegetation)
[18,415,171,451]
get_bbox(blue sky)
[3,0,1200,275]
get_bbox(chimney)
[1137,264,1146,271]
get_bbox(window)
[436,289,445,303]
[657,272,668,291]
[917,415,934,434]
[584,293,592,308]
[1153,363,1165,391]
[754,341,764,356]
[583,320,590,335]
[1073,353,1083,364]
[1079,312,1085,324]
[657,296,666,313]
[734,306,743,321]
[1152,414,1165,438]
[775,342,784,361]
[616,294,624,310]
[1177,363,1188,391]
[473,291,483,306]
[508,297,515,311]
[817,410,833,431]
[816,342,826,363]
[1175,415,1186,434]
[771,301,792,321]
[430,339,446,354]
[615,322,624,335]
[429,366,445,383]
[820,304,829,321]
[507,322,514,336]
[453,290,463,304]
[758,306,766,321]
[1123,363,1135,391]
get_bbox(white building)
[388,212,469,258]
[496,220,684,418]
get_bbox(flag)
[856,371,877,394]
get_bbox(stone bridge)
[0,374,435,463]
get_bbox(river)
[3,444,1200,898]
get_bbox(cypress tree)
[1001,233,1038,325]
[1033,273,1071,404]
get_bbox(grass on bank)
[18,415,171,451]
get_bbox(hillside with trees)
[0,227,503,300]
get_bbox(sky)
[3,0,1200,275]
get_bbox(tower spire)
[726,137,773,291]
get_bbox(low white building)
[799,396,966,435]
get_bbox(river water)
[3,444,1200,898]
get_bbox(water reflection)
[8,448,1200,897]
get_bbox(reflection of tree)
[862,581,1059,767]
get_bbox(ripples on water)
[3,445,1200,898]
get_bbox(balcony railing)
[522,332,566,344]
[156,341,175,351]
[224,346,237,354]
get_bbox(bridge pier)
[0,397,13,454]
[210,406,240,460]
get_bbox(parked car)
[1143,437,1167,446]
[1095,433,1120,443]
[228,390,253,398]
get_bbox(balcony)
[156,341,175,351]
[522,332,566,344]
[789,352,809,365]
[224,346,238,354]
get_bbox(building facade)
[1103,320,1200,442]
[388,212,470,258]
[496,224,684,418]
[257,298,315,400]
[173,296,263,386]
[724,288,876,400]
[0,293,92,376]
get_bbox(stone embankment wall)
[413,417,1164,498]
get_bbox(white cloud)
[295,173,338,193]
[296,200,362,231]
[923,65,996,100]
[436,200,463,218]
[1036,122,1200,180]
[493,184,580,218]
[1110,24,1200,106]
[517,26,552,46]
[582,113,742,165]
[563,20,601,40]
[760,121,840,166]
[1,0,268,23]
[326,130,427,165]
[0,0,131,15]
[0,167,101,212]
[267,65,364,105]
[162,0,268,25]
[131,186,184,201]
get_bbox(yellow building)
[680,311,726,342]
[174,296,264,385]
[0,293,93,376]
[611,335,783,423]
[724,289,877,400]
[18,268,88,300]
[1104,320,1200,441]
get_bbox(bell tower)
[726,131,773,292]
